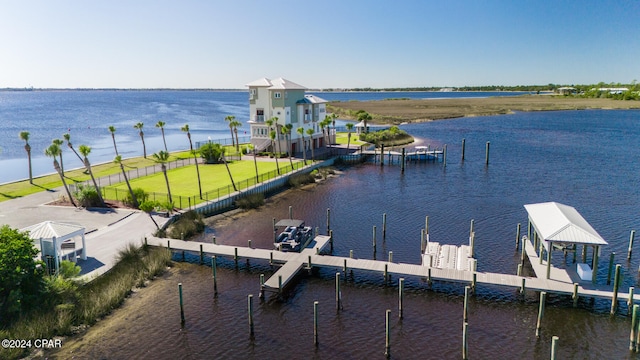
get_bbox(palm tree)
[152,151,172,203]
[181,124,202,199]
[267,116,283,156]
[221,147,238,192]
[114,155,137,208]
[64,133,85,172]
[357,111,372,134]
[269,130,280,174]
[306,128,315,161]
[45,143,77,207]
[225,115,236,148]
[134,122,146,158]
[78,144,105,206]
[321,116,332,149]
[230,119,242,152]
[52,139,65,175]
[156,121,168,153]
[108,126,119,156]
[345,122,355,154]
[139,201,160,229]
[19,131,33,184]
[282,123,294,169]
[297,127,306,165]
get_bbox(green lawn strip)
[335,132,367,146]
[0,150,194,202]
[104,159,305,206]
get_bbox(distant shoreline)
[328,95,640,124]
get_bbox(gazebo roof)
[21,221,85,241]
[524,202,607,247]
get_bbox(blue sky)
[1,0,638,89]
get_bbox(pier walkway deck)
[146,235,638,304]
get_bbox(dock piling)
[179,283,185,326]
[373,226,377,258]
[628,287,635,313]
[326,208,330,233]
[234,247,238,267]
[461,138,466,162]
[631,304,639,351]
[550,336,559,360]
[248,239,252,249]
[463,285,470,322]
[399,278,404,319]
[199,244,204,264]
[212,256,218,295]
[629,230,636,260]
[259,274,265,298]
[385,309,391,358]
[278,275,282,293]
[401,148,405,172]
[611,264,621,315]
[388,251,393,263]
[462,322,469,360]
[520,278,526,296]
[536,291,546,338]
[314,301,319,346]
[516,223,521,250]
[485,141,490,165]
[607,252,615,285]
[343,258,348,275]
[428,268,432,287]
[329,229,334,252]
[384,264,389,284]
[273,218,276,242]
[335,272,342,311]
[380,144,385,166]
[289,205,292,219]
[443,144,447,167]
[248,294,254,336]
[382,213,387,242]
[212,235,216,244]
[421,229,426,253]
[572,283,579,307]
[471,273,477,294]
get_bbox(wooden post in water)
[443,144,447,167]
[631,304,639,351]
[385,309,391,358]
[592,245,599,284]
[572,283,579,307]
[461,138,466,162]
[234,247,239,267]
[629,230,636,260]
[462,322,469,360]
[389,251,393,263]
[212,256,218,295]
[350,249,354,259]
[401,148,405,173]
[269,251,273,266]
[607,252,616,285]
[550,336,559,360]
[278,275,282,293]
[535,291,546,338]
[167,240,171,250]
[259,274,265,298]
[469,232,475,258]
[581,245,587,263]
[428,268,432,287]
[485,141,490,165]
[212,236,216,245]
[382,213,387,243]
[335,272,342,311]
[629,287,635,313]
[329,229,334,252]
[314,301,319,346]
[248,294,254,336]
[611,264,621,315]
[179,283,185,326]
[273,218,277,242]
[471,273,477,294]
[469,219,475,240]
[421,229,426,253]
[520,278,526,296]
[373,225,377,258]
[289,205,293,219]
[380,144,385,166]
[199,244,204,264]
[425,215,429,237]
[515,223,521,250]
[517,263,522,276]
[326,208,331,234]
[182,250,185,262]
[399,278,405,319]
[384,264,389,284]
[463,286,470,322]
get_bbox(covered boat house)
[524,202,608,283]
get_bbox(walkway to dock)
[146,234,639,306]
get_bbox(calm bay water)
[4,90,639,358]
[0,90,524,184]
[56,107,640,359]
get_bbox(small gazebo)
[21,221,87,274]
[524,202,608,283]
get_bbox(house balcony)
[250,115,265,123]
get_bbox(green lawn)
[335,132,367,146]
[103,158,306,206]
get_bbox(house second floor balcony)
[250,115,265,123]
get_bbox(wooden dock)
[145,234,639,304]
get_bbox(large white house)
[246,77,333,155]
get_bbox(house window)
[274,92,281,99]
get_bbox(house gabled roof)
[296,94,328,104]
[524,202,607,247]
[245,77,307,90]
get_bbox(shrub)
[74,184,102,208]
[289,172,316,187]
[123,188,148,208]
[167,210,205,239]
[200,142,224,164]
[236,193,265,209]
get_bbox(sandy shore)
[328,95,640,124]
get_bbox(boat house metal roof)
[524,202,608,248]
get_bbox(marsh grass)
[0,244,171,360]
